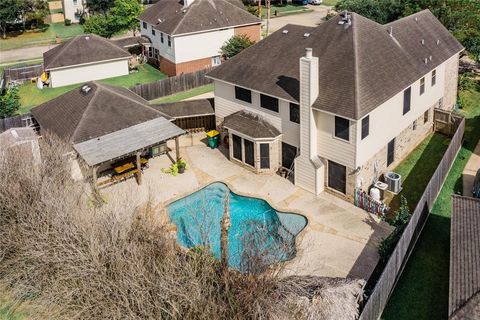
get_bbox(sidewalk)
[462,141,480,196]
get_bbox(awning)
[73,117,185,166]
[223,111,281,139]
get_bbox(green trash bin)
[207,130,220,149]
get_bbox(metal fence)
[3,64,43,83]
[129,68,213,101]
[359,117,465,320]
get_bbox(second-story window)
[167,36,171,47]
[424,109,429,123]
[403,87,411,115]
[420,77,425,95]
[334,116,349,141]
[151,29,155,36]
[73,0,78,5]
[235,86,251,103]
[431,69,436,86]
[289,103,300,124]
[160,32,164,43]
[361,115,369,140]
[142,22,147,29]
[260,94,279,113]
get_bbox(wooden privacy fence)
[129,68,212,101]
[3,64,43,83]
[434,108,463,137]
[0,113,33,133]
[359,117,465,320]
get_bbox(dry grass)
[0,135,365,319]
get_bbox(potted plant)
[177,159,187,174]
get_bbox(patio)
[103,133,393,280]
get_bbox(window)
[151,29,156,36]
[260,144,270,169]
[260,94,279,112]
[232,134,242,161]
[420,77,425,95]
[424,109,429,124]
[328,161,346,194]
[431,69,436,86]
[154,48,159,60]
[244,139,254,167]
[412,120,417,130]
[387,138,395,166]
[334,116,349,141]
[361,115,369,140]
[403,87,411,115]
[148,47,153,58]
[167,35,171,47]
[235,86,252,103]
[142,22,147,29]
[73,0,77,4]
[282,142,297,170]
[160,32,164,43]
[289,103,300,124]
[212,55,221,66]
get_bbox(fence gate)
[434,108,463,136]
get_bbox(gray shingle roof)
[449,195,480,318]
[138,0,260,36]
[151,98,214,118]
[31,82,170,144]
[73,117,185,166]
[223,111,281,139]
[207,10,463,120]
[43,34,131,70]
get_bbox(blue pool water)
[168,182,307,271]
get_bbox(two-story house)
[206,10,463,199]
[138,0,261,76]
[62,0,86,23]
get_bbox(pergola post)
[175,136,180,162]
[92,166,98,189]
[136,151,143,185]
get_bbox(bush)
[220,34,255,59]
[0,85,20,118]
[64,18,71,26]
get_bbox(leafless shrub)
[0,134,364,320]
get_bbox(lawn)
[381,80,480,319]
[150,84,214,104]
[261,4,313,18]
[0,23,85,51]
[18,64,166,114]
[322,0,338,6]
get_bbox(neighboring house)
[43,34,131,88]
[449,195,480,320]
[62,0,86,23]
[138,0,261,76]
[30,82,184,182]
[207,10,463,200]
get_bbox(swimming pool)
[167,182,307,271]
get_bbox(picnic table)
[113,158,148,174]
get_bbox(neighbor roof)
[74,117,185,166]
[224,111,281,139]
[138,0,260,36]
[112,36,152,48]
[151,98,214,118]
[31,82,171,144]
[43,34,131,70]
[449,195,480,319]
[207,10,463,120]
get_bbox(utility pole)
[258,0,262,19]
[266,0,271,36]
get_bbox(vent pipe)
[389,26,393,36]
[305,48,313,59]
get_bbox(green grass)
[17,64,167,114]
[150,84,214,104]
[0,299,27,320]
[0,23,84,51]
[322,0,338,6]
[387,133,451,215]
[261,4,313,18]
[382,81,480,320]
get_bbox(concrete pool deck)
[103,134,393,280]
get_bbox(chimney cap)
[305,48,313,59]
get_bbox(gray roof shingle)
[223,110,281,138]
[449,195,480,318]
[31,82,170,144]
[151,98,214,118]
[43,34,131,70]
[138,0,260,36]
[207,10,463,120]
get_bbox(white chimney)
[294,48,324,195]
[183,0,195,7]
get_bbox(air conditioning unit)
[385,172,402,194]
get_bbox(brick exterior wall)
[443,53,460,111]
[159,56,212,76]
[351,106,435,199]
[234,24,262,43]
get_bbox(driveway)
[463,141,480,197]
[263,5,331,34]
[102,133,392,280]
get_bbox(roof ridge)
[96,34,131,55]
[351,15,361,120]
[221,0,261,23]
[385,9,431,26]
[71,83,100,143]
[45,36,80,69]
[171,1,195,35]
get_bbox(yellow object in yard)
[40,72,49,82]
[206,130,219,138]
